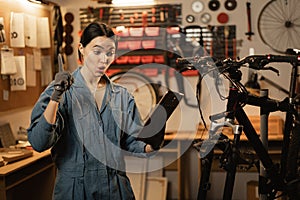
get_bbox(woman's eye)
[106,51,115,57]
[93,50,102,55]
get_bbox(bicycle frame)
[197,59,300,199]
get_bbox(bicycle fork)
[196,119,243,200]
[222,124,243,200]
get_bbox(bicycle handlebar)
[176,54,300,72]
[237,54,300,69]
[176,56,215,66]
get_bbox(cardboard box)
[247,181,259,200]
[247,115,283,135]
[247,180,283,200]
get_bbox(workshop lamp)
[112,0,155,6]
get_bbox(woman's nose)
[99,53,108,64]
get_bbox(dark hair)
[78,21,117,62]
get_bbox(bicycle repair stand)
[259,89,270,200]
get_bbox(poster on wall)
[0,48,17,75]
[33,48,41,70]
[26,53,36,87]
[10,12,25,48]
[0,17,6,43]
[24,14,37,47]
[10,56,26,91]
[41,55,52,86]
[37,17,50,48]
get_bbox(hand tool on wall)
[134,12,139,19]
[245,1,254,40]
[142,11,148,27]
[165,7,169,22]
[151,7,156,23]
[119,9,124,21]
[108,8,113,25]
[160,7,165,22]
[99,8,103,21]
[130,16,134,24]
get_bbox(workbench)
[0,150,55,200]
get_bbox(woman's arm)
[44,100,59,124]
[28,71,73,152]
[27,87,60,152]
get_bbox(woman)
[27,21,153,200]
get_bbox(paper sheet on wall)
[33,48,41,70]
[41,55,52,86]
[10,56,26,91]
[24,14,37,47]
[26,53,36,87]
[1,48,17,75]
[37,17,50,48]
[10,12,25,48]
[0,17,6,44]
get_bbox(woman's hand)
[145,144,154,153]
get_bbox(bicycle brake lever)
[178,65,196,73]
[209,111,228,121]
[262,66,279,76]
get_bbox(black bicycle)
[176,54,300,199]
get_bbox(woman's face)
[81,36,116,78]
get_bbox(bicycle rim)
[109,71,159,122]
[257,0,300,53]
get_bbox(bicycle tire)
[109,71,159,122]
[257,0,300,53]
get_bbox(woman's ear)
[78,43,84,55]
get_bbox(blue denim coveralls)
[27,67,147,200]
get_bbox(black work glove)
[139,124,166,151]
[146,125,165,150]
[50,71,74,102]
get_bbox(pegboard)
[0,1,53,112]
[79,4,182,29]
[185,25,236,59]
[79,3,236,67]
[168,25,236,59]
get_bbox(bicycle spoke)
[272,1,287,21]
[286,1,297,21]
[264,8,285,24]
[288,27,300,48]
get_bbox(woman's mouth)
[96,66,106,73]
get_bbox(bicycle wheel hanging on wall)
[109,71,159,122]
[257,0,300,53]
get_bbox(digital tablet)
[138,90,184,150]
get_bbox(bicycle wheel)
[257,0,300,53]
[109,71,159,122]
